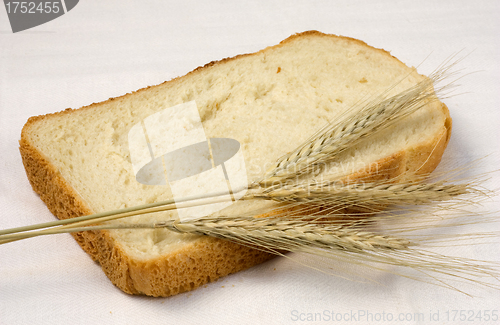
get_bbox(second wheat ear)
[2,65,499,292]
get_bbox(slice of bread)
[19,31,451,297]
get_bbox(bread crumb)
[359,77,368,83]
[277,67,281,73]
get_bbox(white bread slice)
[19,31,451,297]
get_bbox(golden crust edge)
[18,31,452,297]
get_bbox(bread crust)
[19,31,452,297]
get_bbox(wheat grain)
[162,215,411,251]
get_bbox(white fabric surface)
[1,1,499,324]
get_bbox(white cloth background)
[1,1,499,324]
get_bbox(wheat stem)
[0,188,242,238]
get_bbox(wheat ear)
[249,179,472,210]
[159,216,500,291]
[257,76,439,186]
[165,215,411,251]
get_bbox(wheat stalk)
[0,177,475,244]
[1,172,475,244]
